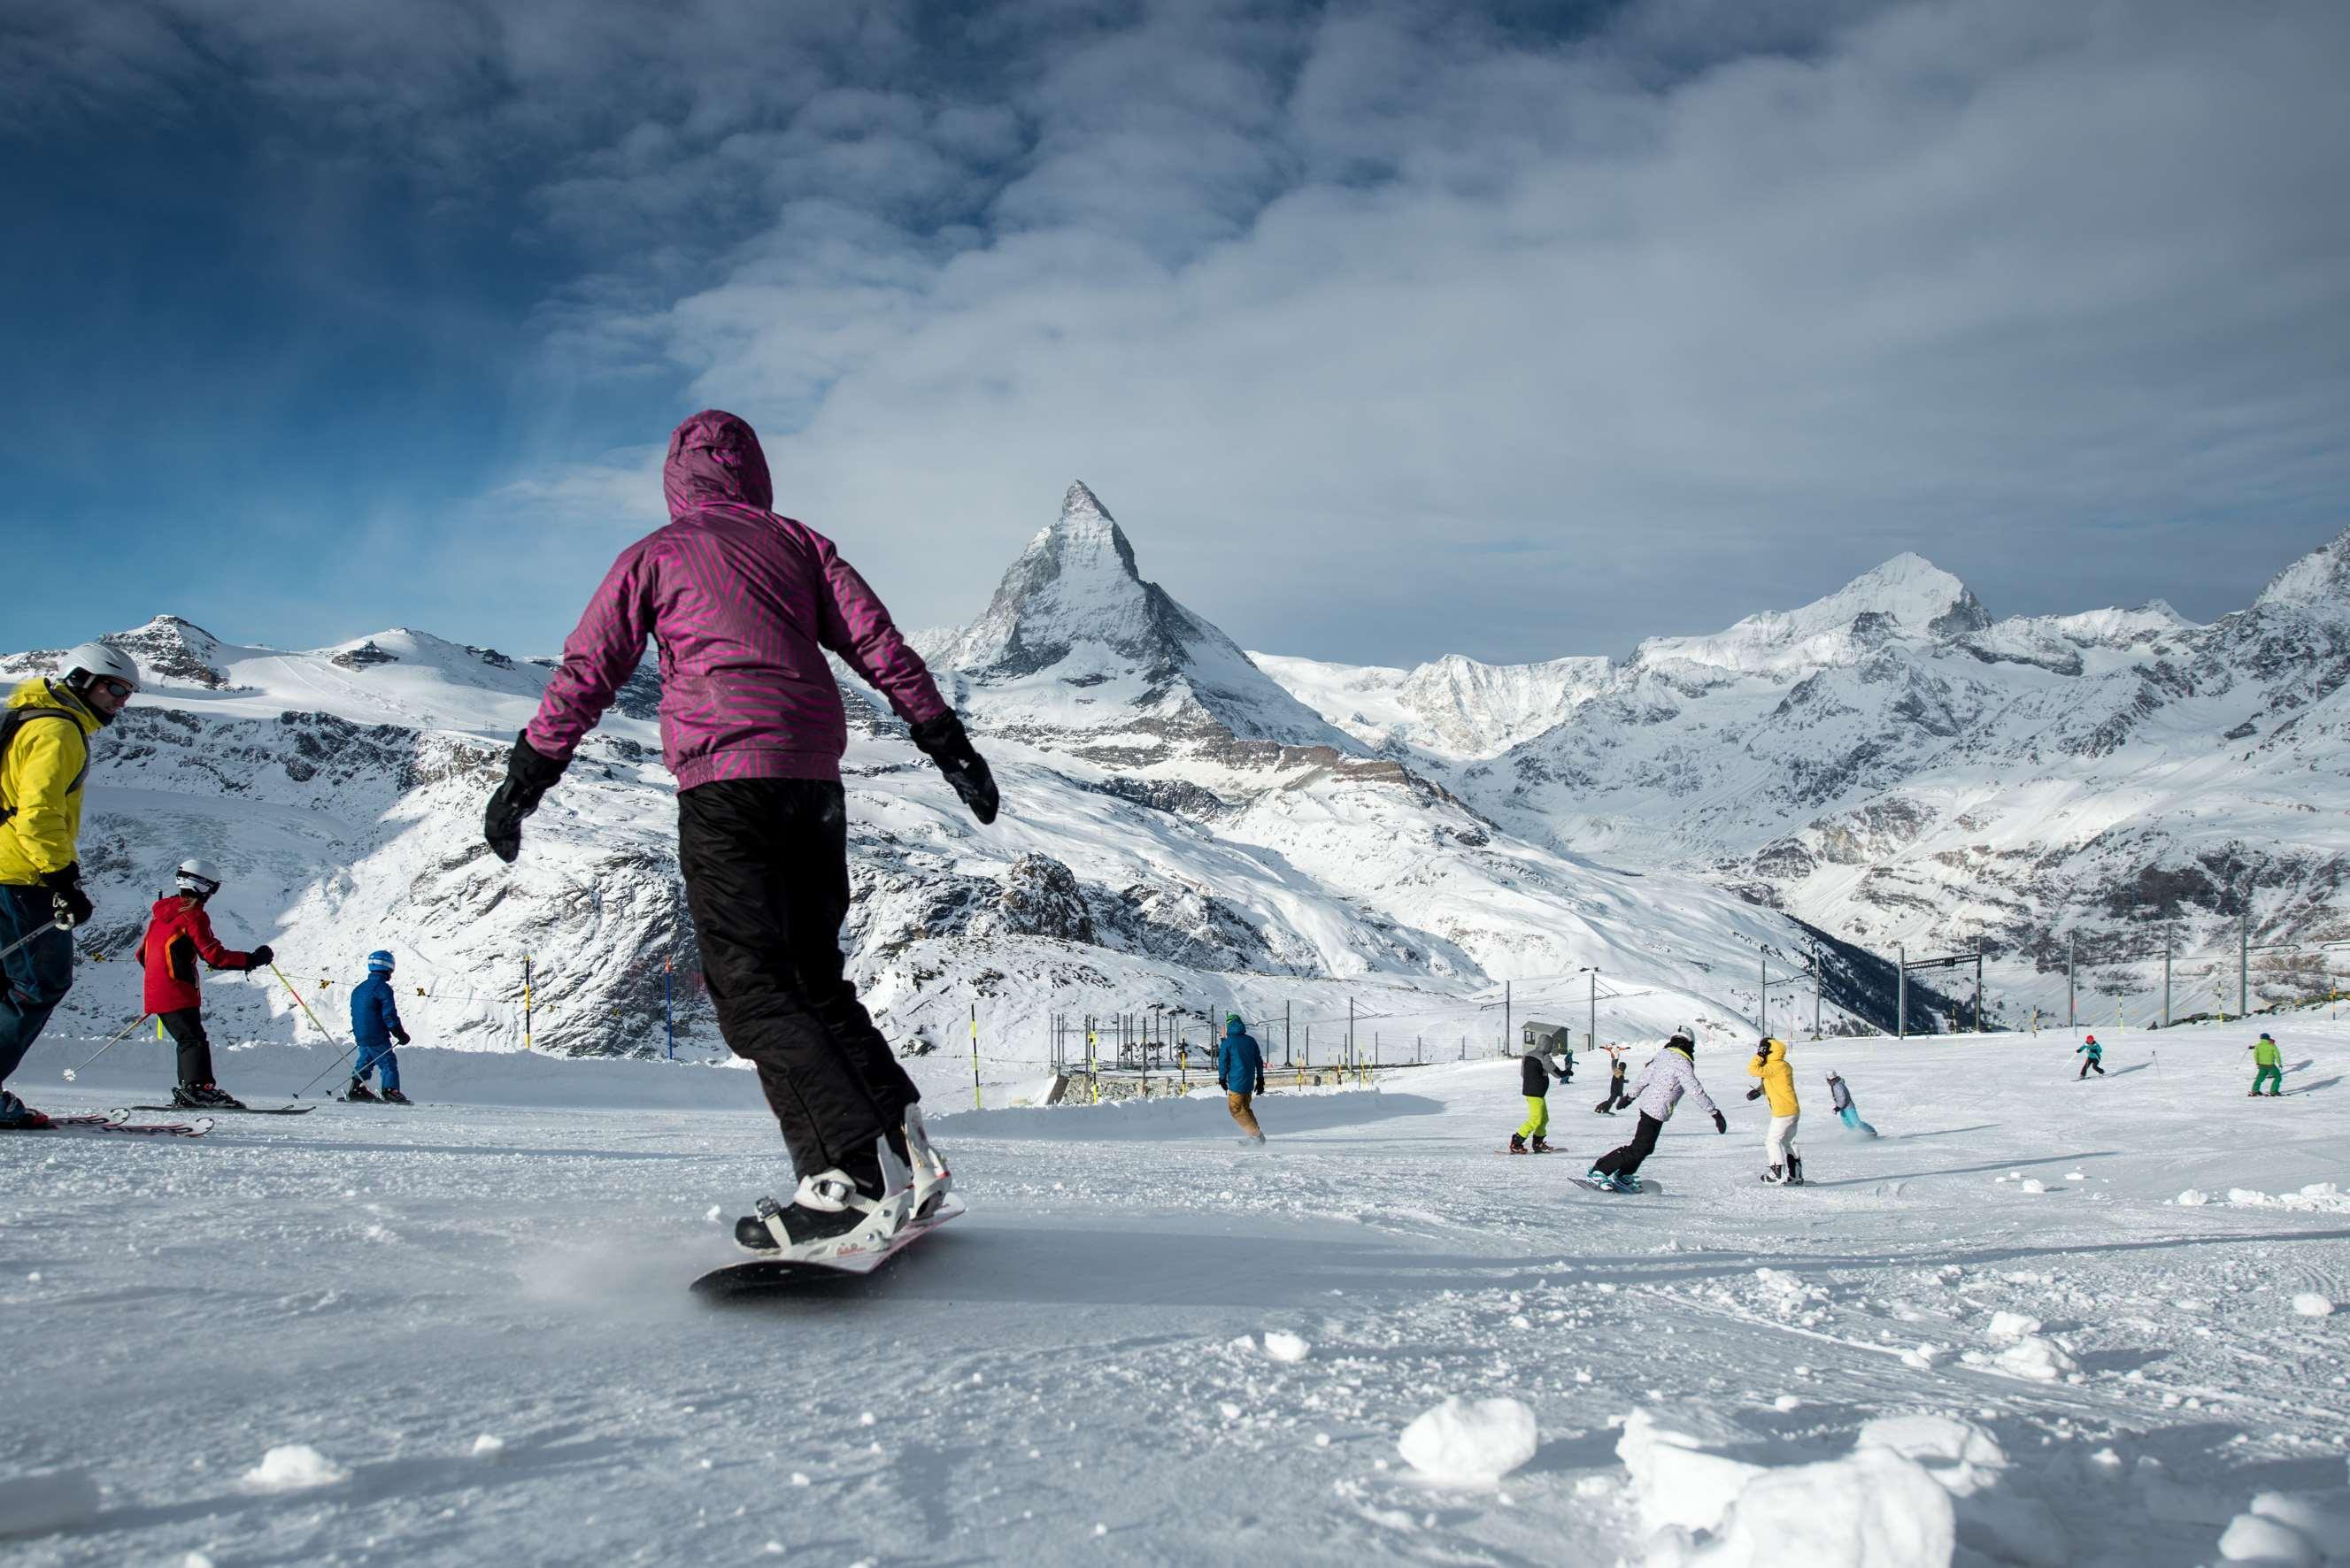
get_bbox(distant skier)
[1217,1013,1267,1144]
[2076,1034,2105,1079]
[1744,1036,1802,1184]
[1513,1048,1569,1153]
[138,858,274,1110]
[348,950,412,1105]
[1586,1028,1725,1191]
[2247,1032,2284,1097]
[1593,1046,1631,1115]
[1825,1072,1876,1136]
[0,642,138,1130]
[485,410,996,1263]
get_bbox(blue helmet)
[366,949,396,973]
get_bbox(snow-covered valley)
[3,1017,2345,1565]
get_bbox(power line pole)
[1589,968,1599,1053]
[1760,945,1769,1034]
[2240,906,2251,1018]
[1812,943,1822,1037]
[2066,934,2076,1029]
[2162,924,2172,1028]
[1974,939,1984,1034]
[1897,942,1907,1041]
[1503,980,1511,1057]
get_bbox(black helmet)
[1667,1030,1696,1055]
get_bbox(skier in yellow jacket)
[1744,1036,1803,1185]
[0,643,140,1128]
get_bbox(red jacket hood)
[663,410,774,520]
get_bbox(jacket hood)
[1761,1038,1788,1065]
[663,410,774,519]
[1225,1016,1246,1038]
[6,678,101,736]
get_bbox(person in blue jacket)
[349,949,412,1104]
[2075,1033,2104,1080]
[1216,1012,1266,1143]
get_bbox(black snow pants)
[1593,1111,1664,1178]
[678,778,918,1189]
[2077,1057,2103,1079]
[158,1009,215,1085]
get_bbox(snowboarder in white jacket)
[1588,1030,1724,1191]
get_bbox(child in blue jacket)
[349,949,413,1104]
[2075,1034,2104,1080]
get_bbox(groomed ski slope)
[2,1019,2346,1566]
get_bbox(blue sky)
[4,0,2347,668]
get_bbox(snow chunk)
[1397,1396,1538,1485]
[241,1444,348,1493]
[2175,1189,2212,1207]
[2219,1510,2318,1566]
[2292,1294,2335,1318]
[1617,1410,1765,1533]
[1985,1311,2043,1343]
[470,1434,506,1460]
[2250,1491,2350,1556]
[1262,1331,1311,1364]
[2018,1179,2047,1195]
[0,1467,101,1538]
[1992,1336,2078,1381]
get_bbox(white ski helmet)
[58,642,142,696]
[176,858,224,898]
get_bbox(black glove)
[483,734,568,863]
[909,712,999,826]
[1712,1110,1728,1134]
[39,865,93,926]
[248,944,275,971]
[393,1028,412,1047]
[1745,1087,1763,1101]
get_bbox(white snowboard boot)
[735,1135,913,1261]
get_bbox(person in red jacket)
[138,858,272,1109]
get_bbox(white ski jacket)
[1626,1047,1720,1124]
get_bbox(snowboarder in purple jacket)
[485,410,998,1263]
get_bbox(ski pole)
[1,914,70,964]
[290,1039,366,1101]
[60,1013,154,1080]
[270,965,362,1100]
[270,964,340,1041]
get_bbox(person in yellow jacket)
[1744,1036,1803,1185]
[0,642,139,1128]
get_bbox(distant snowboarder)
[0,642,138,1130]
[1513,1049,1568,1153]
[1593,1046,1631,1115]
[485,410,997,1265]
[1586,1029,1725,1191]
[1217,1013,1267,1144]
[1744,1036,1802,1184]
[138,858,273,1110]
[2076,1034,2105,1079]
[2247,1032,2283,1097]
[348,950,412,1104]
[1826,1072,1876,1136]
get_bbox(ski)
[0,1110,212,1137]
[691,1194,967,1299]
[130,1103,314,1116]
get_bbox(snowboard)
[0,1109,213,1137]
[131,1103,314,1116]
[690,1194,966,1299]
[1568,1174,1648,1195]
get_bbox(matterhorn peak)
[1062,480,1112,524]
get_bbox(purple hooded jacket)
[523,411,950,789]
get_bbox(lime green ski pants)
[1518,1095,1550,1139]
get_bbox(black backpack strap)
[0,707,89,827]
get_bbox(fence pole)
[2162,926,2171,1028]
[971,999,982,1111]
[1897,943,1907,1041]
[523,954,534,1051]
[2240,908,2251,1018]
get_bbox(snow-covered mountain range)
[12,488,2341,1065]
[1251,535,2350,1022]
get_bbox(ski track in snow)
[2,1019,2346,1565]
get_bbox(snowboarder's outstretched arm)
[488,543,656,863]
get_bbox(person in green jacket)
[2248,1033,2283,1098]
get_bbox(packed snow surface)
[2,1016,2346,1564]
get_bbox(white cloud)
[15,0,2349,663]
